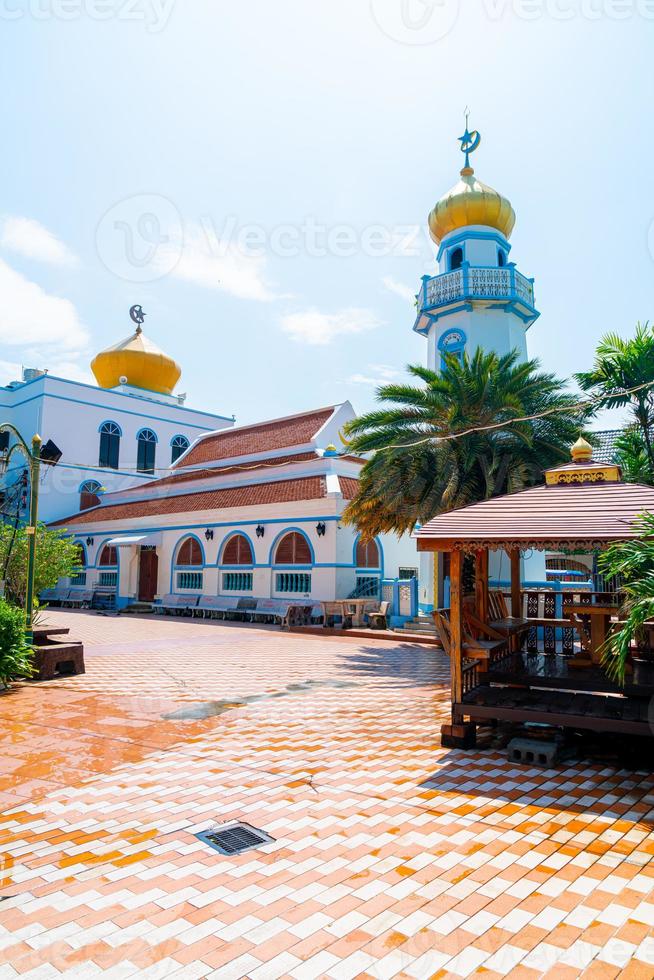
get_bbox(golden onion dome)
[428,165,516,245]
[91,325,181,396]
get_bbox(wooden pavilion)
[414,439,654,748]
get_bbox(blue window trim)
[78,479,102,494]
[448,245,464,271]
[269,526,315,566]
[436,229,511,263]
[352,533,384,573]
[170,434,190,448]
[173,532,206,566]
[98,420,122,436]
[137,427,158,443]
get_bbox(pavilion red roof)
[414,481,654,552]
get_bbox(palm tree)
[599,512,654,685]
[575,322,654,477]
[343,348,587,539]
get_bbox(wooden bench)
[487,589,530,649]
[33,641,85,681]
[434,608,510,672]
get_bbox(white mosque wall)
[0,373,233,523]
[427,306,529,371]
[66,496,420,607]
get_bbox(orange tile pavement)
[0,610,653,979]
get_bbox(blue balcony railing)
[419,265,536,313]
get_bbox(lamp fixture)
[256,525,265,538]
[316,522,326,537]
[86,536,94,547]
[204,528,214,541]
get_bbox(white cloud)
[158,224,278,302]
[0,259,88,351]
[345,363,403,387]
[0,358,93,387]
[1,216,78,268]
[382,275,416,302]
[281,307,381,346]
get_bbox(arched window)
[221,534,254,592]
[70,543,87,585]
[98,544,118,588]
[99,421,121,469]
[498,249,506,267]
[176,537,203,566]
[137,429,157,474]
[274,532,312,594]
[222,534,254,565]
[449,247,463,271]
[438,329,466,372]
[175,536,203,591]
[356,538,380,568]
[275,531,311,565]
[99,544,118,566]
[79,480,101,511]
[171,435,189,464]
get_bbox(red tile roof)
[415,481,654,552]
[54,477,328,526]
[180,407,337,466]
[120,453,320,494]
[339,477,360,500]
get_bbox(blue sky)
[0,1,652,427]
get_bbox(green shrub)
[0,599,34,687]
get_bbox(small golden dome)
[428,166,516,245]
[91,326,181,396]
[571,436,593,463]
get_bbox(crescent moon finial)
[458,110,481,170]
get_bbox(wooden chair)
[487,589,530,649]
[433,608,509,672]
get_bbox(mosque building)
[412,123,543,609]
[0,307,417,614]
[1,126,564,616]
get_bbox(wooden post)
[510,549,521,619]
[440,547,476,749]
[475,549,489,624]
[450,549,463,709]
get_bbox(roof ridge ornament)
[458,107,481,172]
[129,304,146,335]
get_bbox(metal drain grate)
[195,822,274,856]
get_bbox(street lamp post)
[0,424,42,644]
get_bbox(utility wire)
[3,379,652,480]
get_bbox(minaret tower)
[413,119,539,368]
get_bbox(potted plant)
[0,598,34,690]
